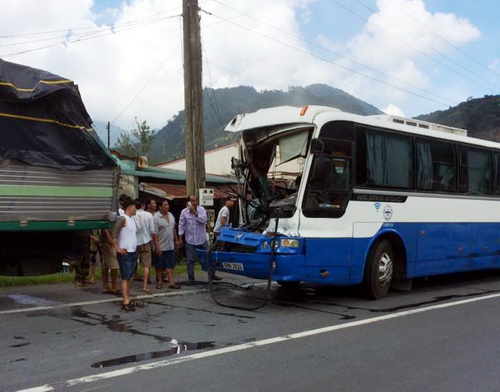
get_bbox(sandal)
[156,284,162,289]
[142,288,151,293]
[121,303,135,311]
[168,284,181,289]
[129,300,137,307]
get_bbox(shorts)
[100,243,119,270]
[155,250,175,270]
[137,243,152,268]
[118,251,137,280]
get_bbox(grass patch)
[0,263,199,288]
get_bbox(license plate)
[222,262,244,271]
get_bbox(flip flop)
[121,303,135,311]
[142,288,151,293]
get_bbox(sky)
[1,0,498,131]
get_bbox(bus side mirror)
[310,155,331,183]
[310,138,324,154]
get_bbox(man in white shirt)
[214,196,236,237]
[112,197,138,311]
[134,199,157,293]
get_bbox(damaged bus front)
[206,106,354,288]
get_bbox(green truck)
[0,59,118,275]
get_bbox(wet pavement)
[1,269,500,391]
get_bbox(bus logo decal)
[374,202,381,211]
[383,205,393,221]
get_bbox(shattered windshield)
[238,128,312,229]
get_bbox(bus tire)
[363,240,393,299]
[277,281,301,289]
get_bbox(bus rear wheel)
[363,240,393,299]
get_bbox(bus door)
[298,138,354,284]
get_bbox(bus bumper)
[196,229,305,281]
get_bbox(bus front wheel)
[363,240,394,299]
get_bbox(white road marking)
[0,281,268,315]
[15,292,500,392]
[0,289,207,315]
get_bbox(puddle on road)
[66,308,217,368]
[10,342,30,348]
[3,294,59,307]
[91,341,215,368]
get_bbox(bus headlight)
[280,239,300,248]
[262,241,269,250]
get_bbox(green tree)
[116,132,137,157]
[116,118,156,158]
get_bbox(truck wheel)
[363,240,393,299]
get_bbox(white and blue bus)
[207,105,500,299]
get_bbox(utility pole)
[107,121,111,150]
[183,0,205,197]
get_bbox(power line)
[1,12,181,58]
[202,39,225,132]
[208,0,458,106]
[352,0,500,91]
[203,7,456,108]
[328,0,499,93]
[0,6,183,39]
[111,42,182,125]
[383,0,499,79]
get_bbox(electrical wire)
[201,38,225,132]
[383,0,499,79]
[352,0,500,90]
[206,1,459,106]
[328,0,499,93]
[111,42,181,125]
[202,8,455,108]
[1,12,181,58]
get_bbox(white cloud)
[383,104,406,117]
[0,0,489,131]
[330,0,482,112]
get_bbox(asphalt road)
[1,270,500,392]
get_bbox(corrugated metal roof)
[113,156,236,183]
[141,182,237,199]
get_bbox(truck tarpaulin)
[0,59,115,170]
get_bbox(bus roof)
[368,114,468,136]
[224,105,340,133]
[224,105,500,150]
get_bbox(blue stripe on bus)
[211,222,500,284]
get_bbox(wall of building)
[157,142,303,182]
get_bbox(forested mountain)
[415,95,500,142]
[149,84,382,164]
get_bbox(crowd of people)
[71,194,236,312]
